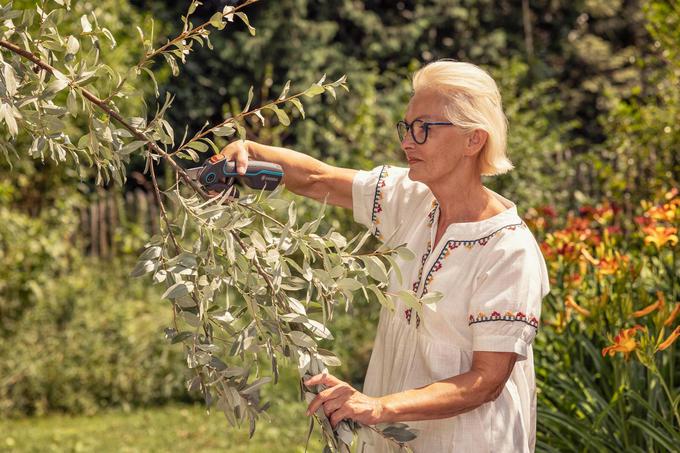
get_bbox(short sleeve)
[468,238,551,360]
[351,165,430,246]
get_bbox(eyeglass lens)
[398,120,427,143]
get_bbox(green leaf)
[361,256,389,283]
[380,424,418,443]
[250,231,267,251]
[317,348,342,367]
[210,11,226,30]
[130,260,155,278]
[2,64,17,97]
[187,140,208,153]
[163,53,179,77]
[421,291,444,306]
[336,278,363,291]
[120,140,147,155]
[80,15,92,33]
[188,0,200,15]
[367,285,394,311]
[397,290,421,313]
[139,245,162,260]
[243,86,254,112]
[289,331,316,348]
[304,319,333,340]
[241,377,272,395]
[66,89,78,116]
[213,123,235,137]
[235,12,255,36]
[235,122,247,141]
[65,35,79,54]
[396,245,416,261]
[278,80,291,101]
[303,84,325,98]
[384,255,403,286]
[101,27,117,48]
[289,98,305,119]
[171,331,194,344]
[162,281,194,300]
[46,78,69,94]
[271,106,290,126]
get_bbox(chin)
[407,165,425,182]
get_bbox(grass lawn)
[0,400,326,452]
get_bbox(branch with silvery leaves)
[0,1,431,449]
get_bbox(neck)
[428,167,493,225]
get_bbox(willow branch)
[0,39,208,199]
[143,0,260,64]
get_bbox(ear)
[465,129,489,156]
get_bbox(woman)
[216,60,550,452]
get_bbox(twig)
[0,39,207,199]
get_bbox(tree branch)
[0,39,208,198]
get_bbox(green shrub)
[0,201,189,417]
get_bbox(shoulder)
[477,221,550,296]
[354,164,432,207]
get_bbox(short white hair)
[412,59,513,176]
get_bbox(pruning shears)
[186,155,284,198]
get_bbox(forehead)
[405,88,449,120]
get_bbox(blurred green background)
[1,0,678,451]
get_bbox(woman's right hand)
[211,139,250,175]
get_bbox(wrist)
[377,394,398,424]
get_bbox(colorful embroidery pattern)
[370,165,390,240]
[420,222,527,296]
[404,240,432,327]
[468,311,539,330]
[427,200,438,227]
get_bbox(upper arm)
[305,164,357,210]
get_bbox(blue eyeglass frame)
[396,119,454,144]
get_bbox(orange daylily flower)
[643,226,678,248]
[602,325,645,359]
[597,256,621,276]
[664,303,680,327]
[565,295,591,317]
[658,326,680,351]
[631,292,665,318]
[581,248,599,265]
[646,204,676,222]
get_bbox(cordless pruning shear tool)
[186,155,284,198]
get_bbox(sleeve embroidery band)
[370,165,390,241]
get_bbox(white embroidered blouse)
[351,165,550,453]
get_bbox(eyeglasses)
[396,119,454,144]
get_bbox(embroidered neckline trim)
[420,222,527,296]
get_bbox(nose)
[400,134,415,152]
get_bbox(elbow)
[484,382,506,403]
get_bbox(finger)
[235,141,249,175]
[330,406,351,429]
[304,372,341,388]
[307,385,350,416]
[322,397,346,417]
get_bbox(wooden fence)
[78,189,159,258]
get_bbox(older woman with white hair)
[216,59,550,452]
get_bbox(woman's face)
[401,88,482,185]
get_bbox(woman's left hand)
[304,373,385,428]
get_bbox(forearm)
[245,140,326,197]
[378,370,499,423]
